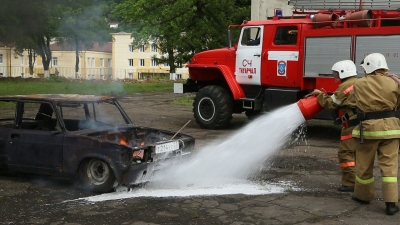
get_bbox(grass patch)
[172,93,194,106]
[0,79,174,96]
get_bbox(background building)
[251,0,294,20]
[0,34,189,80]
[112,32,188,80]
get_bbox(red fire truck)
[174,0,400,129]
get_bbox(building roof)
[0,42,16,47]
[50,42,112,53]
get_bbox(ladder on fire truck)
[289,0,400,10]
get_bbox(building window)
[164,62,169,67]
[52,57,58,66]
[128,73,133,79]
[128,59,134,66]
[151,44,157,52]
[139,59,145,66]
[176,74,182,79]
[91,58,95,67]
[100,74,104,80]
[100,58,104,67]
[87,57,90,67]
[139,45,145,52]
[0,54,3,64]
[128,45,134,52]
[151,59,157,67]
[108,59,112,67]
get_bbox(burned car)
[0,94,195,193]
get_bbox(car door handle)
[11,134,19,139]
[254,54,261,57]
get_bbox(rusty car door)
[7,101,64,175]
[0,100,16,170]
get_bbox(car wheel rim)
[87,160,109,185]
[198,97,215,121]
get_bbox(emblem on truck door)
[277,60,287,76]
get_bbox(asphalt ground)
[1,92,399,225]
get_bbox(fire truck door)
[235,26,263,85]
[266,26,300,87]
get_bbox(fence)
[0,66,112,79]
[0,66,188,80]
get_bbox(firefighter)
[308,60,358,193]
[351,53,400,216]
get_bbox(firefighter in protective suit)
[351,53,400,216]
[308,60,358,192]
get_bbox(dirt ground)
[1,92,399,225]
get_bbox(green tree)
[57,0,112,78]
[114,0,250,75]
[0,0,65,77]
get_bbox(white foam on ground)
[80,182,289,202]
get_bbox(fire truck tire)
[79,158,116,193]
[193,85,233,129]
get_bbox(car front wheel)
[79,158,115,193]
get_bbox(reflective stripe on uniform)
[341,134,352,140]
[356,175,374,184]
[382,177,398,183]
[343,85,354,94]
[330,94,342,105]
[340,161,355,168]
[352,129,400,137]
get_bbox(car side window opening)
[0,100,17,128]
[241,27,261,46]
[274,26,298,45]
[19,102,57,131]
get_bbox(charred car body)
[0,94,195,193]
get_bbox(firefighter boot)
[351,196,370,205]
[385,202,400,216]
[338,186,354,192]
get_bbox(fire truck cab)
[174,0,400,129]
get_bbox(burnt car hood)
[71,124,194,150]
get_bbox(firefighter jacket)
[352,71,400,139]
[317,76,357,138]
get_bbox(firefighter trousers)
[338,137,357,187]
[354,139,399,202]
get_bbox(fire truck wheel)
[193,85,233,129]
[79,158,116,193]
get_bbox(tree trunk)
[167,46,176,80]
[28,49,34,76]
[36,35,52,78]
[75,37,80,78]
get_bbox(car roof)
[0,94,116,103]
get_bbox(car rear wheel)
[79,158,115,193]
[193,85,233,129]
